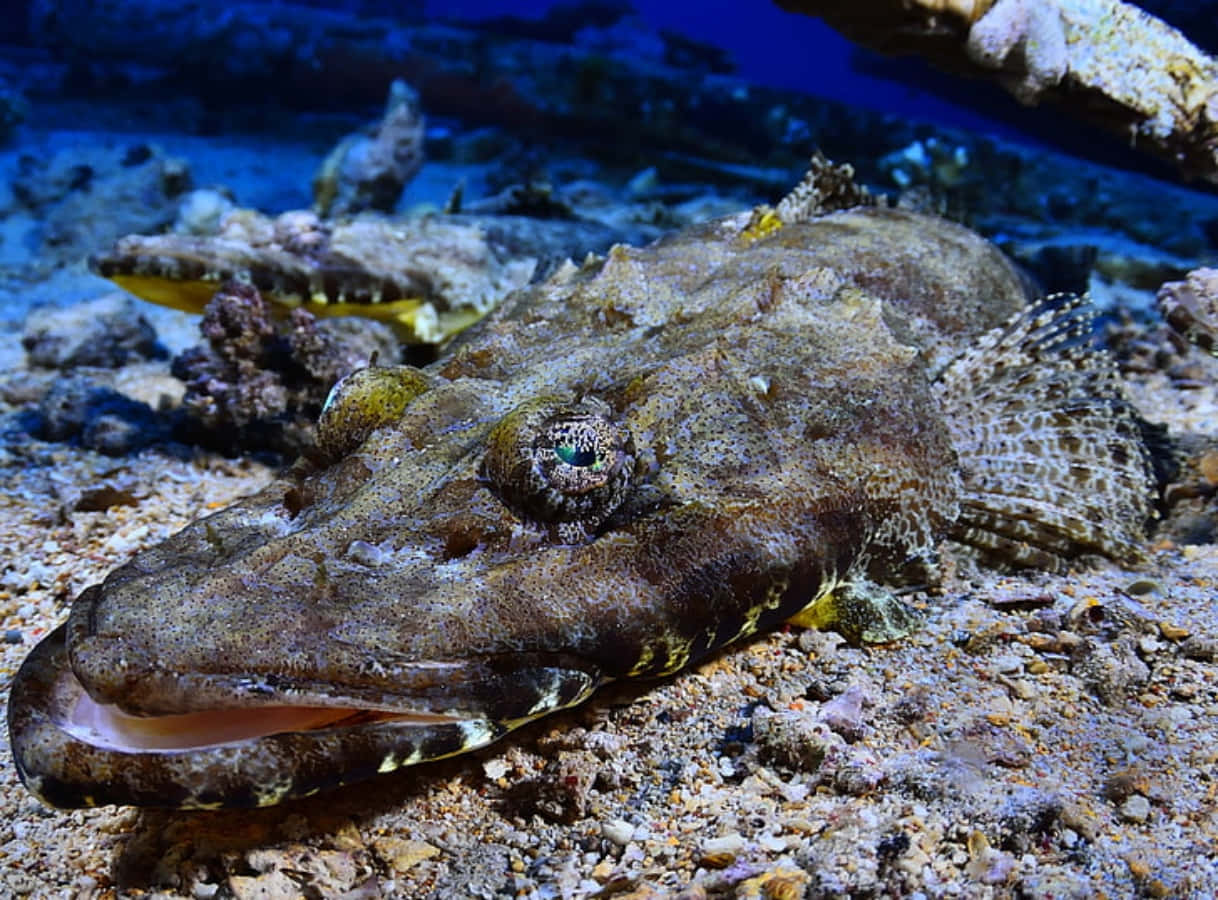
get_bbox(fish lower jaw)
[11,625,607,807]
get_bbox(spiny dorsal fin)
[933,293,1157,570]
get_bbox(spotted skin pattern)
[8,205,1158,808]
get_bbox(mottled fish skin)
[9,206,1156,808]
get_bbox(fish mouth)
[8,625,601,809]
[64,692,464,754]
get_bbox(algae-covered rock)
[780,0,1218,186]
[12,143,190,271]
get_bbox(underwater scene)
[1,0,1217,896]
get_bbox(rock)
[819,683,870,741]
[1158,267,1218,357]
[965,830,1017,885]
[1179,635,1218,662]
[170,281,400,458]
[371,837,440,875]
[227,870,302,900]
[735,867,811,900]
[501,750,598,824]
[313,79,425,217]
[830,750,885,795]
[602,819,635,847]
[697,832,746,868]
[753,706,844,773]
[36,374,169,455]
[12,142,190,270]
[994,786,1065,851]
[778,0,1218,187]
[1119,794,1152,823]
[22,294,163,369]
[174,188,236,236]
[1072,637,1151,704]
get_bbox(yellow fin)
[300,298,434,341]
[111,272,444,343]
[740,206,783,244]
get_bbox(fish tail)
[933,293,1162,569]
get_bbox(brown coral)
[171,281,400,457]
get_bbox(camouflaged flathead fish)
[9,186,1160,808]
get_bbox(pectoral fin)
[933,293,1161,569]
[787,578,922,645]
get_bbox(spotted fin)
[933,293,1158,569]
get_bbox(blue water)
[431,0,1024,137]
[0,0,1198,177]
[0,0,1212,238]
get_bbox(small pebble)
[820,683,868,741]
[1123,579,1162,597]
[1138,636,1162,656]
[1073,638,1150,703]
[602,819,635,847]
[1119,794,1151,823]
[1180,636,1218,662]
[1158,621,1190,641]
[482,758,509,780]
[346,539,388,567]
[372,838,440,875]
[699,832,746,868]
[4,629,23,644]
[991,654,1024,674]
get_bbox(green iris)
[554,443,599,468]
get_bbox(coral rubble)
[1159,266,1218,356]
[171,281,400,457]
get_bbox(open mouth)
[64,693,465,753]
[8,624,599,809]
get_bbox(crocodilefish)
[9,194,1159,808]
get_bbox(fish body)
[10,205,1157,808]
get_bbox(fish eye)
[483,397,635,539]
[543,418,616,483]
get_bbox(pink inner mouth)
[64,692,461,753]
